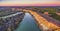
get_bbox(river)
[14,13,41,31]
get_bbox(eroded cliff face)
[28,10,60,31]
[0,12,25,31]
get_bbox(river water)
[14,13,41,31]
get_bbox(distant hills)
[0,6,60,8]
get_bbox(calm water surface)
[14,13,41,31]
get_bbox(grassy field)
[37,8,60,21]
[50,13,60,21]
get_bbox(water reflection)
[15,13,41,31]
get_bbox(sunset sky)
[0,0,60,6]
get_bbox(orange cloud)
[0,2,60,6]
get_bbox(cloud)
[0,0,60,2]
[0,0,60,6]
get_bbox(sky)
[0,0,60,6]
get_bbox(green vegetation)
[37,8,57,13]
[50,13,60,21]
[36,8,60,21]
[44,8,56,13]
